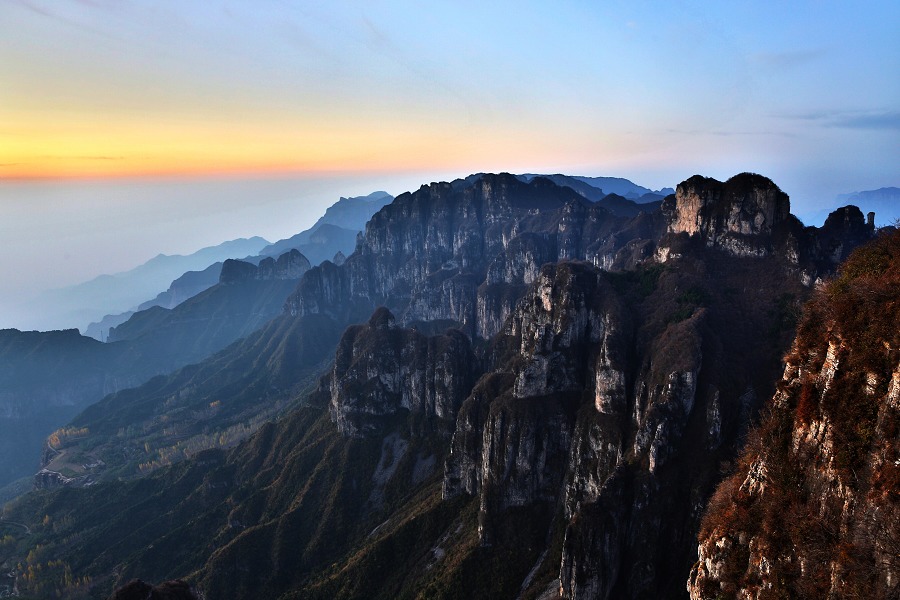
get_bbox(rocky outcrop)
[688,230,900,599]
[661,173,792,257]
[220,249,310,283]
[444,262,625,501]
[323,307,479,437]
[33,468,79,489]
[814,204,877,265]
[443,235,820,597]
[657,174,876,289]
[8,171,887,600]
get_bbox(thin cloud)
[11,0,118,39]
[831,111,900,130]
[752,48,828,68]
[778,109,900,131]
[664,128,796,138]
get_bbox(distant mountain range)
[1,172,891,600]
[799,186,900,227]
[259,191,393,261]
[0,191,394,490]
[835,187,900,226]
[519,173,675,201]
[33,237,270,333]
[84,263,224,341]
[83,192,393,340]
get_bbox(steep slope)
[0,329,154,488]
[106,250,311,372]
[85,191,392,341]
[443,251,808,598]
[0,251,311,491]
[85,262,224,341]
[1,314,476,599]
[0,173,880,600]
[39,312,342,483]
[688,229,900,599]
[0,250,805,599]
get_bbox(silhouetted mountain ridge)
[34,237,269,332]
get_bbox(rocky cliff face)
[322,307,479,437]
[433,174,876,598]
[439,247,805,597]
[6,172,885,600]
[285,173,664,338]
[688,229,900,600]
[658,173,874,278]
[206,173,877,597]
[661,173,792,257]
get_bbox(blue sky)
[0,0,898,329]
[2,0,897,187]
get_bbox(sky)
[0,0,898,329]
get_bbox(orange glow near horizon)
[1,132,385,180]
[0,107,573,180]
[0,66,643,182]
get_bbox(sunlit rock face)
[656,173,876,289]
[667,174,789,238]
[440,211,870,597]
[660,173,792,258]
[688,230,900,600]
[440,260,723,596]
[12,172,886,600]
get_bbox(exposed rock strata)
[440,257,766,597]
[309,172,880,599]
[688,230,900,599]
[286,173,664,337]
[658,173,875,275]
[322,307,479,437]
[8,172,886,600]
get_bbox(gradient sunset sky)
[0,0,898,329]
[3,0,897,184]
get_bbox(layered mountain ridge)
[34,237,270,333]
[1,190,395,492]
[0,171,886,599]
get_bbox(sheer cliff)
[285,173,664,337]
[0,172,882,600]
[688,229,900,599]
